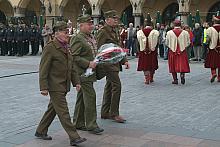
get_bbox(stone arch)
[101,0,132,19]
[0,0,13,23]
[61,0,91,26]
[162,2,179,25]
[206,1,220,22]
[17,0,43,25]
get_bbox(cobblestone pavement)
[0,56,220,147]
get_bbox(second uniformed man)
[70,15,104,134]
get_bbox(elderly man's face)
[106,17,119,27]
[80,22,94,34]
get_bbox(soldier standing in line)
[6,23,15,56]
[96,10,130,123]
[70,15,104,134]
[35,21,86,146]
[23,24,30,55]
[15,23,25,56]
[0,23,7,56]
[29,24,39,55]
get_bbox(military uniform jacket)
[70,32,96,82]
[15,27,25,42]
[0,27,6,41]
[97,24,127,72]
[6,27,15,41]
[29,27,39,41]
[39,39,80,92]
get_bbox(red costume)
[120,28,127,48]
[205,24,220,82]
[137,27,158,84]
[168,28,190,73]
[166,23,190,85]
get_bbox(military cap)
[104,10,119,18]
[77,14,93,23]
[53,21,67,31]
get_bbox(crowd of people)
[135,15,220,85]
[1,10,220,146]
[35,10,130,146]
[0,22,53,56]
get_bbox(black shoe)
[181,77,185,85]
[210,75,217,83]
[88,127,104,135]
[35,132,52,140]
[172,80,178,85]
[76,126,87,131]
[70,137,86,146]
[192,59,198,61]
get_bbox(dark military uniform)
[29,25,40,55]
[70,15,100,131]
[6,25,15,56]
[0,24,7,56]
[96,10,127,120]
[23,25,30,55]
[36,21,81,141]
[15,25,25,56]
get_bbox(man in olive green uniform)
[70,15,104,134]
[35,21,86,146]
[96,10,130,123]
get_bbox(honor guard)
[15,23,25,56]
[6,23,15,56]
[0,23,7,56]
[29,24,40,55]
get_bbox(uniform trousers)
[101,71,121,117]
[73,81,98,130]
[36,91,79,140]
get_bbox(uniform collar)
[53,39,62,49]
[104,24,115,31]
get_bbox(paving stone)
[140,132,176,142]
[0,141,16,147]
[197,140,220,147]
[100,134,149,147]
[166,136,203,146]
[1,56,220,146]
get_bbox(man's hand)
[41,90,48,96]
[89,61,97,69]
[76,84,81,92]
[124,61,130,69]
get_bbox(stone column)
[92,16,99,26]
[134,15,141,27]
[45,1,61,28]
[132,1,142,27]
[178,0,190,25]
[91,3,101,26]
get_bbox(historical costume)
[137,15,159,84]
[166,19,190,84]
[204,16,220,83]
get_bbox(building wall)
[1,0,220,26]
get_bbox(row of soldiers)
[0,23,41,56]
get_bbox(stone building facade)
[0,0,220,27]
